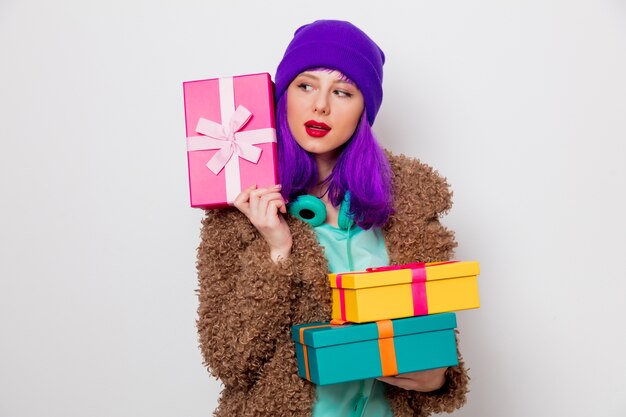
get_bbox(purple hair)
[276,90,394,229]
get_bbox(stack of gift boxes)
[291,261,480,385]
[182,72,481,387]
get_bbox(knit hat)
[275,20,385,125]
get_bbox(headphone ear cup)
[288,195,327,227]
[337,192,354,230]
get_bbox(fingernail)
[274,184,282,189]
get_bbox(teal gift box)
[291,313,459,386]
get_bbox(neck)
[311,152,340,199]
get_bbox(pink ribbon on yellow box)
[185,77,277,204]
[333,261,469,322]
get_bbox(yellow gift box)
[328,261,480,323]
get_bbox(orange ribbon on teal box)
[291,313,459,386]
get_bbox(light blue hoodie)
[311,223,393,417]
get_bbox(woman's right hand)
[233,184,292,263]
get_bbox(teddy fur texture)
[196,152,469,417]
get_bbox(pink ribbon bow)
[188,105,262,175]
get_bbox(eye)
[297,82,313,92]
[334,89,353,98]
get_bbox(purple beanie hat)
[275,20,385,125]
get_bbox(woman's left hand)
[377,367,447,392]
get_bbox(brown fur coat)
[196,152,469,416]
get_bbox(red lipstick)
[304,120,331,138]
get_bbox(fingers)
[234,184,287,222]
[233,183,257,215]
[249,185,284,217]
[377,376,415,390]
[377,367,447,392]
[256,191,287,221]
[267,198,287,216]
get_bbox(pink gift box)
[183,73,278,209]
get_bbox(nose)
[313,92,330,115]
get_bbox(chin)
[295,138,323,152]
[302,145,327,155]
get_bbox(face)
[287,70,365,160]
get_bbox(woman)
[197,20,469,417]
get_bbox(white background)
[1,1,625,416]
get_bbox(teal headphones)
[288,192,354,230]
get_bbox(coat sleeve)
[384,152,470,415]
[196,208,296,390]
[386,338,469,416]
[408,331,470,414]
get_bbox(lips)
[304,120,331,138]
